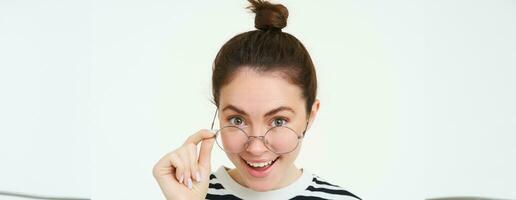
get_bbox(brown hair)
[212,0,317,114]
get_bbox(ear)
[307,99,320,130]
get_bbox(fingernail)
[179,174,184,184]
[196,171,201,183]
[187,178,193,189]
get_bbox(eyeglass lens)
[215,126,300,154]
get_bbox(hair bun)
[247,0,289,31]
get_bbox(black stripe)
[289,195,329,200]
[312,177,338,187]
[208,183,225,189]
[209,174,217,180]
[306,186,361,200]
[205,193,242,200]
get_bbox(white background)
[0,0,515,200]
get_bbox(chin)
[240,167,281,192]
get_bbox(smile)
[245,158,278,168]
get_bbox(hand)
[152,129,216,200]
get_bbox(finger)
[178,149,193,189]
[184,129,215,145]
[186,143,201,183]
[168,153,185,184]
[198,136,215,171]
[153,152,179,179]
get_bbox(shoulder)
[294,174,361,200]
[205,173,245,200]
[206,173,241,200]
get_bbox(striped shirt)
[206,166,361,200]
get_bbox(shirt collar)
[213,165,313,200]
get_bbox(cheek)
[226,152,248,168]
[278,147,301,166]
[226,153,240,163]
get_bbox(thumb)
[198,134,215,170]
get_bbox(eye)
[271,118,287,127]
[228,116,245,126]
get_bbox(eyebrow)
[221,104,296,117]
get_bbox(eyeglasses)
[210,109,309,154]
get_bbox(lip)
[244,159,276,163]
[240,157,279,178]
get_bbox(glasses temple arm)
[302,113,311,136]
[210,108,218,130]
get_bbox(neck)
[281,164,303,188]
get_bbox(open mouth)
[245,157,278,169]
[241,157,279,178]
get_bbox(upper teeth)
[246,160,273,168]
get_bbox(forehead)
[219,68,304,113]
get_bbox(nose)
[245,136,269,155]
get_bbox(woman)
[152,0,360,199]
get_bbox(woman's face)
[218,67,319,191]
